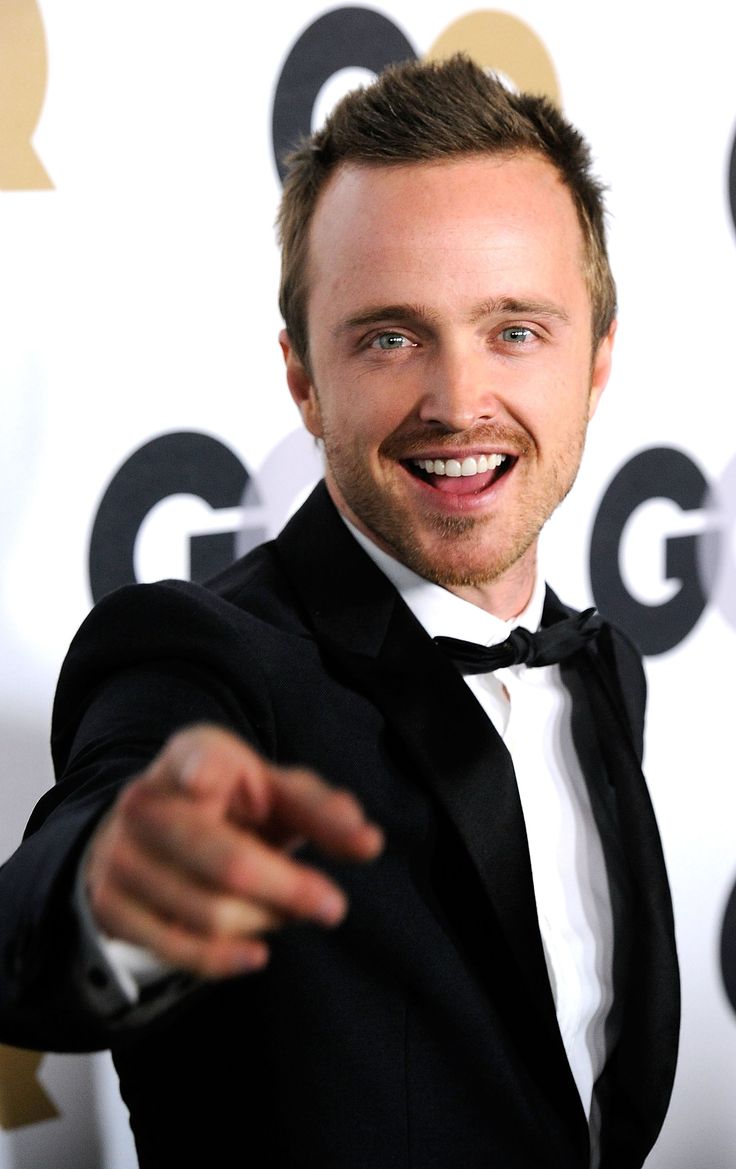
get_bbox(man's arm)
[0,577,383,1051]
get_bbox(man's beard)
[319,417,590,589]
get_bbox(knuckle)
[116,777,153,820]
[283,764,325,794]
[88,823,127,886]
[322,787,361,822]
[157,920,198,968]
[196,944,242,979]
[87,880,118,933]
[287,867,333,917]
[171,934,235,980]
[219,847,262,895]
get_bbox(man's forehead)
[310,151,575,239]
[307,152,584,282]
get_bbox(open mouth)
[405,453,515,493]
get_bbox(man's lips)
[381,424,527,499]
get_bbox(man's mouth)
[413,453,507,477]
[406,453,514,494]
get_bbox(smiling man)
[0,56,678,1169]
[281,150,612,614]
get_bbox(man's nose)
[417,344,502,431]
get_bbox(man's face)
[282,153,614,613]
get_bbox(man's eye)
[500,326,534,344]
[371,332,413,350]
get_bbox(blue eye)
[372,332,412,350]
[501,326,534,344]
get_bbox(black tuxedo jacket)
[0,483,679,1169]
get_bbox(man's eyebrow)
[468,297,571,325]
[332,304,439,337]
[332,297,571,338]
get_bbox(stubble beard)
[320,416,590,590]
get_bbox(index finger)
[266,766,384,861]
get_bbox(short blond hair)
[277,54,616,367]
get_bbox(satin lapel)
[543,585,672,959]
[545,585,674,924]
[544,585,679,1144]
[275,485,558,1026]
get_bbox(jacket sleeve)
[0,579,275,1052]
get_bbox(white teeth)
[414,454,507,477]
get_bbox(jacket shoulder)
[50,543,308,779]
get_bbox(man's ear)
[588,319,616,420]
[279,329,322,438]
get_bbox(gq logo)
[590,445,732,656]
[0,0,52,189]
[271,7,560,178]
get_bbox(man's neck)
[442,549,537,621]
[341,512,538,623]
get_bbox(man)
[0,55,678,1168]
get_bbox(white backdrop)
[0,3,734,1166]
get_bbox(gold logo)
[0,1046,58,1130]
[0,0,53,189]
[426,10,560,105]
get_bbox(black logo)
[590,446,712,656]
[88,432,252,603]
[272,7,415,180]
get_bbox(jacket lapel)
[275,484,562,1038]
[544,587,679,1160]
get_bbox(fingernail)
[177,751,204,790]
[365,825,385,856]
[233,943,269,974]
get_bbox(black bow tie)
[434,608,602,674]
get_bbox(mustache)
[379,423,532,460]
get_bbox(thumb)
[146,724,274,823]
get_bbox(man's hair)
[277,54,616,367]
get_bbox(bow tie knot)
[434,607,602,675]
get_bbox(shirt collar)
[344,518,546,646]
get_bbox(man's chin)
[406,558,509,590]
[335,484,534,588]
[382,533,516,590]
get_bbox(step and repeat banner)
[1,2,734,1166]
